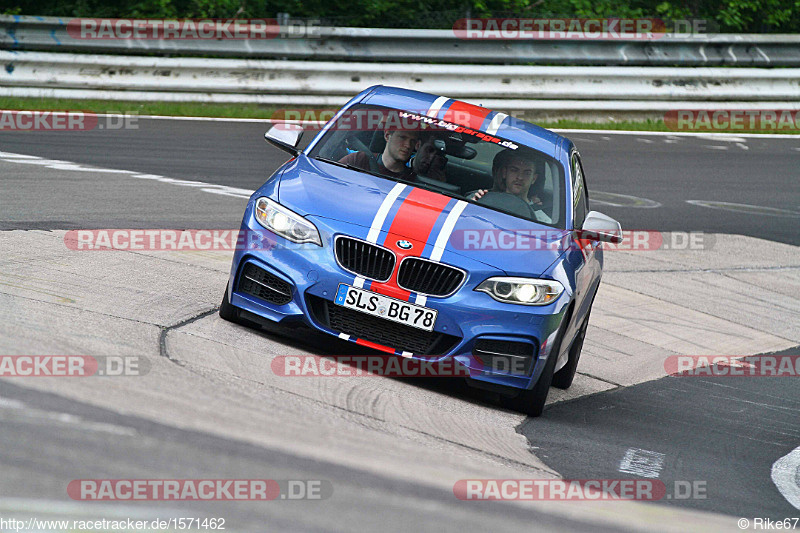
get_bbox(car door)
[568,150,600,335]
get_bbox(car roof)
[358,85,569,160]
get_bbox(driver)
[470,148,550,222]
[339,127,419,180]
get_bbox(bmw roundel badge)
[396,240,413,250]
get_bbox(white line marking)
[703,145,729,150]
[0,396,136,436]
[591,191,661,208]
[637,138,654,144]
[0,397,26,409]
[429,200,468,262]
[485,113,508,136]
[686,200,800,218]
[0,151,253,199]
[618,448,666,479]
[696,135,748,143]
[426,96,450,118]
[366,182,406,243]
[772,446,800,510]
[0,152,41,159]
[15,112,796,139]
[552,129,800,140]
[0,497,186,520]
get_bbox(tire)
[552,294,596,390]
[551,310,590,390]
[219,286,239,322]
[505,314,569,417]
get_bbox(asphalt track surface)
[1,118,799,530]
[522,346,800,519]
[0,380,610,533]
[0,118,799,243]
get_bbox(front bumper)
[226,202,571,391]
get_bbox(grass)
[1,97,798,134]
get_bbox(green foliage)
[2,0,799,32]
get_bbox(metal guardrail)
[3,15,800,66]
[2,51,798,113]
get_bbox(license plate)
[334,284,437,332]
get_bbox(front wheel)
[219,286,239,322]
[504,315,569,417]
[551,308,591,390]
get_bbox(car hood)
[275,156,568,277]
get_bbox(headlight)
[475,277,564,305]
[254,197,322,246]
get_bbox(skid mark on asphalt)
[0,279,76,303]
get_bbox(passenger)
[411,132,448,182]
[339,128,419,180]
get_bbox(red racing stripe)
[443,101,492,131]
[354,337,396,354]
[371,188,451,301]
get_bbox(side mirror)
[264,124,304,156]
[579,211,623,243]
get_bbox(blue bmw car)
[220,85,622,416]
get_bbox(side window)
[571,152,588,229]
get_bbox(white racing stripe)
[485,113,508,136]
[426,96,450,119]
[429,201,468,263]
[366,183,407,243]
[414,200,468,307]
[772,446,800,510]
[357,183,407,288]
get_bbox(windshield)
[307,104,566,228]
